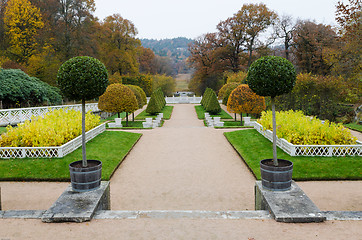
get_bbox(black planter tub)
[69,160,102,192]
[260,159,293,191]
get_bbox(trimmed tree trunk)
[81,99,87,167]
[271,97,278,166]
[117,112,120,118]
[240,113,243,126]
[132,112,134,121]
[126,112,129,127]
[234,113,237,121]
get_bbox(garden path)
[110,104,256,210]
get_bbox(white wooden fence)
[0,123,106,159]
[0,103,99,127]
[245,120,362,157]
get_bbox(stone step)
[255,181,326,223]
[41,181,110,223]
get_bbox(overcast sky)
[93,0,343,39]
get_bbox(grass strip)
[135,106,173,120]
[194,105,233,119]
[224,129,362,181]
[0,131,142,181]
[345,123,362,133]
[0,127,7,135]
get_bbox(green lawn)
[100,112,127,123]
[106,120,152,129]
[345,123,362,132]
[0,131,142,181]
[0,127,7,135]
[195,105,233,119]
[224,129,362,181]
[214,121,254,129]
[135,106,173,120]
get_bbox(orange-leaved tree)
[227,84,265,125]
[98,83,138,126]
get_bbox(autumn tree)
[99,14,140,75]
[227,84,265,125]
[233,3,277,68]
[98,83,138,126]
[138,46,156,74]
[126,84,147,121]
[273,15,295,60]
[292,20,338,75]
[3,0,44,63]
[324,0,361,86]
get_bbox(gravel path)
[110,104,256,210]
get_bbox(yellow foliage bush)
[0,109,100,147]
[258,110,357,145]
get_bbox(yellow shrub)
[0,109,100,147]
[258,110,357,145]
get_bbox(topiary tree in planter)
[57,56,108,192]
[227,84,265,126]
[205,89,221,115]
[247,56,296,191]
[126,85,147,121]
[98,84,138,126]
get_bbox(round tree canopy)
[57,56,108,101]
[98,84,138,114]
[247,56,296,98]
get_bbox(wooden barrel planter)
[69,160,102,192]
[260,159,293,191]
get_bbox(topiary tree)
[57,56,108,167]
[146,91,162,115]
[227,84,265,125]
[98,84,138,126]
[247,56,296,166]
[205,89,221,115]
[201,88,212,108]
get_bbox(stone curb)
[93,210,272,220]
[1,210,361,221]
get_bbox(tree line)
[188,1,360,99]
[188,1,360,122]
[0,0,173,87]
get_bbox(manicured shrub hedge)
[126,85,147,109]
[146,87,165,115]
[0,69,62,108]
[202,88,221,114]
[98,84,138,116]
[0,109,100,147]
[258,110,357,145]
[218,82,240,105]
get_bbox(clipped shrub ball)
[247,56,296,98]
[126,85,147,109]
[98,84,138,116]
[57,56,108,101]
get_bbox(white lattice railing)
[0,103,99,127]
[165,96,202,104]
[246,120,362,157]
[0,123,106,159]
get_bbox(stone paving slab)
[41,181,110,223]
[255,181,326,223]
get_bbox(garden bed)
[0,131,142,181]
[249,121,361,157]
[224,129,362,180]
[0,124,106,158]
